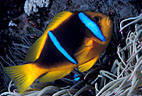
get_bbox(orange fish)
[4,11,112,93]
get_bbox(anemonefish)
[4,11,112,93]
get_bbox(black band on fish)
[48,31,78,64]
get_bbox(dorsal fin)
[25,11,73,62]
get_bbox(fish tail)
[4,63,48,93]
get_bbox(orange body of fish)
[4,11,113,93]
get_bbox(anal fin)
[38,68,73,82]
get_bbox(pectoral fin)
[78,55,100,72]
[75,39,94,64]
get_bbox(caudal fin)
[4,63,48,93]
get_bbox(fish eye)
[78,12,106,42]
[93,16,100,23]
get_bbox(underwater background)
[0,0,142,96]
